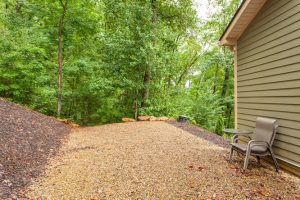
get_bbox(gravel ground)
[26,122,299,199]
[0,98,70,199]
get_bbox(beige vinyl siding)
[237,0,300,175]
[238,0,300,44]
[238,0,300,48]
[238,97,300,105]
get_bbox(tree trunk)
[167,76,171,96]
[134,97,138,119]
[141,70,150,108]
[215,47,232,133]
[141,0,157,108]
[212,64,219,95]
[226,106,232,127]
[223,62,232,128]
[215,59,232,132]
[221,65,230,97]
[57,0,68,118]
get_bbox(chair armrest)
[232,133,252,143]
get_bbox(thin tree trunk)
[57,0,68,117]
[223,61,233,128]
[212,64,219,95]
[141,0,157,108]
[134,98,138,119]
[216,53,232,132]
[226,106,232,127]
[141,70,150,108]
[221,65,230,97]
[167,76,171,96]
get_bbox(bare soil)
[0,98,70,199]
[26,121,299,200]
[168,121,230,148]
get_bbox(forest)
[0,0,240,134]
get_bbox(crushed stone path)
[26,122,299,199]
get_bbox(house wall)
[236,0,300,175]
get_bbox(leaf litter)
[0,98,70,199]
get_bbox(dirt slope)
[0,98,70,199]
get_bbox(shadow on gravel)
[167,121,230,149]
[0,99,70,199]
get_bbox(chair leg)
[269,148,279,172]
[256,156,261,166]
[243,149,251,170]
[229,148,234,162]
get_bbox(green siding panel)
[238,109,300,122]
[238,88,300,97]
[238,64,300,81]
[273,148,300,164]
[238,79,300,91]
[238,47,300,70]
[239,0,292,42]
[238,97,300,105]
[238,4,300,49]
[238,103,300,113]
[236,0,300,175]
[273,141,300,155]
[238,55,300,76]
[240,1,300,45]
[239,29,300,60]
[238,21,300,56]
[238,71,300,86]
[238,38,300,65]
[238,113,300,130]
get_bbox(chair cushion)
[231,143,267,153]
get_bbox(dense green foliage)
[0,0,240,134]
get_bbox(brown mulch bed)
[0,98,70,199]
[27,121,300,199]
[168,121,230,148]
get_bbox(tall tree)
[141,0,157,108]
[57,0,68,117]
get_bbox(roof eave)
[219,38,237,46]
[219,0,268,47]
